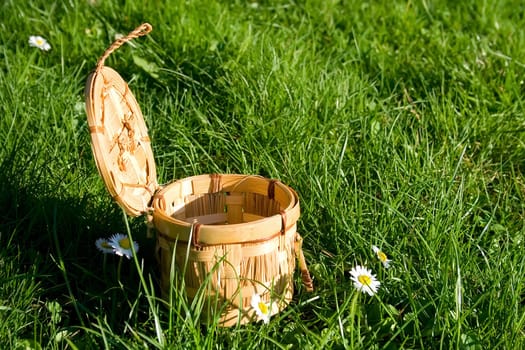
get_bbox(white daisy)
[109,233,139,259]
[95,238,114,254]
[372,245,392,268]
[349,265,380,296]
[28,35,51,51]
[250,293,271,324]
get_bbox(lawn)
[1,0,525,348]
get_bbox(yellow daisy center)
[118,237,131,249]
[377,251,388,262]
[36,38,44,45]
[258,301,269,315]
[358,274,372,286]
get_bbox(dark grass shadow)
[0,142,161,344]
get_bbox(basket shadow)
[0,147,161,333]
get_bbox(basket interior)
[157,174,294,226]
[173,192,282,225]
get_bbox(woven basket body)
[153,174,300,326]
[85,23,312,327]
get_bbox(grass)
[1,0,525,348]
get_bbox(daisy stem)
[121,208,165,345]
[51,204,85,327]
[117,256,123,285]
[348,291,360,347]
[102,253,107,277]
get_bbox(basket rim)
[152,174,300,246]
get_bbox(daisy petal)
[250,293,271,324]
[95,238,114,254]
[28,35,51,51]
[372,245,392,269]
[109,233,139,259]
[349,265,380,296]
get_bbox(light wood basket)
[85,23,313,326]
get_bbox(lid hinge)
[145,184,162,238]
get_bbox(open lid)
[85,23,157,216]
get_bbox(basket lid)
[85,24,157,216]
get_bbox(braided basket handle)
[96,22,153,70]
[295,233,314,292]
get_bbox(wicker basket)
[84,23,313,326]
